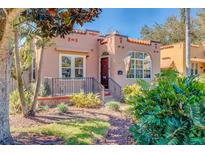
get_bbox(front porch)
[43,77,122,102]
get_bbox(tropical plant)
[38,105,49,112]
[10,90,32,114]
[71,92,101,108]
[57,103,68,113]
[123,84,141,102]
[40,82,51,97]
[129,70,205,145]
[29,82,51,97]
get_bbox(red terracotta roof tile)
[127,38,151,45]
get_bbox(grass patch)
[12,119,110,145]
[105,101,121,111]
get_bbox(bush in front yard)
[57,103,68,113]
[71,92,101,108]
[10,90,32,114]
[38,105,49,112]
[123,84,141,102]
[29,82,51,97]
[129,70,205,145]
[105,101,120,111]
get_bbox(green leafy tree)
[15,8,102,116]
[140,8,198,45]
[193,9,205,43]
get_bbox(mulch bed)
[10,105,135,145]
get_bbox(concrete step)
[104,95,116,103]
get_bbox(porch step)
[104,90,111,96]
[104,95,117,103]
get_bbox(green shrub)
[129,70,205,145]
[71,92,101,108]
[38,105,49,111]
[40,82,51,96]
[105,101,120,111]
[10,90,32,114]
[57,103,68,113]
[123,84,141,102]
[29,82,51,97]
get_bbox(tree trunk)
[29,44,45,116]
[185,8,191,76]
[0,48,13,144]
[0,8,25,145]
[13,28,28,117]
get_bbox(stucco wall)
[37,31,101,81]
[112,35,160,87]
[161,42,205,75]
[160,42,185,74]
[191,45,205,74]
[98,34,161,87]
[36,30,161,88]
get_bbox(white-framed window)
[60,54,85,78]
[191,62,199,75]
[127,52,152,79]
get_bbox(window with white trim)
[127,52,152,79]
[60,55,84,78]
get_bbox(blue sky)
[75,8,201,39]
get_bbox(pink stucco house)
[32,29,160,100]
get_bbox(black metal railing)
[44,77,104,101]
[108,77,122,100]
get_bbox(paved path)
[96,116,134,145]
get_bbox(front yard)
[12,119,109,145]
[10,104,134,145]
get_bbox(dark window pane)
[135,52,144,59]
[75,69,83,78]
[62,68,71,78]
[62,56,71,67]
[75,57,83,67]
[144,70,151,78]
[136,70,143,78]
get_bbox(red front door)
[101,57,109,88]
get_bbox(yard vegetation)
[1,8,205,145]
[71,92,102,108]
[12,119,110,145]
[105,101,121,111]
[126,70,205,145]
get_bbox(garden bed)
[10,104,134,145]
